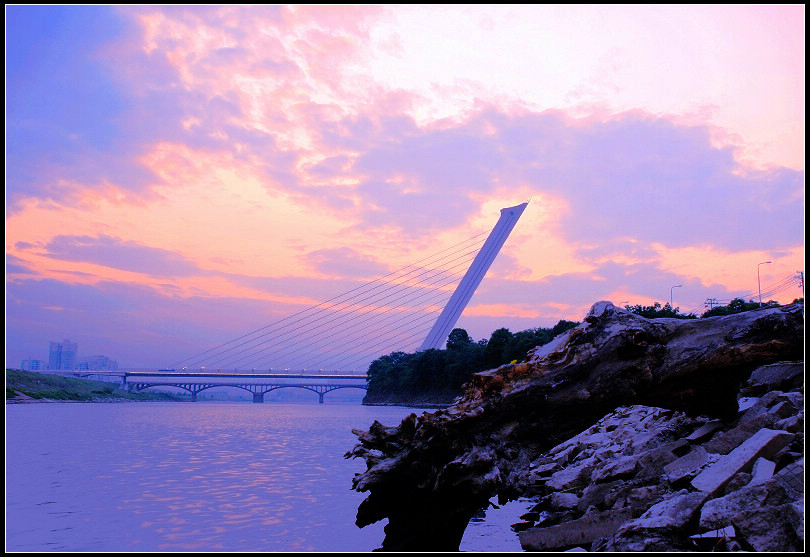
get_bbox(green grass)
[5,369,188,402]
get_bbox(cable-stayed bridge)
[171,202,528,375]
[113,203,529,402]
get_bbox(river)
[5,401,527,552]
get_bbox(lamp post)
[670,285,682,308]
[758,261,772,306]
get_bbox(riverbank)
[5,369,187,403]
[363,401,451,409]
[347,301,805,551]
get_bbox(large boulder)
[346,302,804,551]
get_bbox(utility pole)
[705,298,719,310]
[758,261,772,306]
[670,285,682,308]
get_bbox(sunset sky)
[6,5,805,370]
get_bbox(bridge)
[81,203,528,403]
[118,370,367,403]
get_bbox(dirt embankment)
[5,369,187,403]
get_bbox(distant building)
[48,339,78,370]
[76,355,118,371]
[20,359,48,371]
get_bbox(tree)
[502,329,544,363]
[484,328,513,367]
[364,319,580,404]
[446,328,473,352]
[701,298,761,318]
[551,319,579,337]
[366,351,413,401]
[625,302,695,319]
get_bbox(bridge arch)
[258,384,367,403]
[130,381,367,403]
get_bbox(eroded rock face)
[346,302,804,551]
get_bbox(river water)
[5,402,527,552]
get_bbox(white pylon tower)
[419,202,529,350]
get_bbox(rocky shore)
[345,301,804,551]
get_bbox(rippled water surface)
[6,402,523,552]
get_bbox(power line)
[687,274,804,315]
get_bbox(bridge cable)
[171,230,490,369]
[207,249,479,370]
[257,274,467,370]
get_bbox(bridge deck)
[127,371,367,379]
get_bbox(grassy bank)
[5,369,188,402]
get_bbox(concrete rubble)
[518,380,804,551]
[346,301,804,551]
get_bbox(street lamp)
[758,261,772,306]
[670,285,682,308]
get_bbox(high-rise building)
[49,339,78,370]
[21,359,48,371]
[76,355,118,371]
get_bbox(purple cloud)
[41,234,206,278]
[5,277,284,367]
[305,108,802,253]
[304,247,393,278]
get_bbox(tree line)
[625,297,803,319]
[364,320,579,405]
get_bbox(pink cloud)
[6,6,804,369]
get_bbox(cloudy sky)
[6,5,805,370]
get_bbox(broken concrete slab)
[576,480,629,513]
[518,508,634,551]
[664,446,710,484]
[685,420,724,443]
[549,492,580,511]
[619,489,707,530]
[691,428,793,495]
[733,501,804,551]
[544,460,595,492]
[774,413,803,433]
[699,479,793,531]
[622,484,669,516]
[722,471,753,495]
[633,442,688,480]
[591,455,639,483]
[703,413,781,454]
[690,525,738,551]
[749,457,776,486]
[773,459,804,499]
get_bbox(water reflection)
[8,402,524,552]
[6,402,416,552]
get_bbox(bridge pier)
[122,374,367,403]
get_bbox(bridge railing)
[150,368,368,376]
[31,369,369,381]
